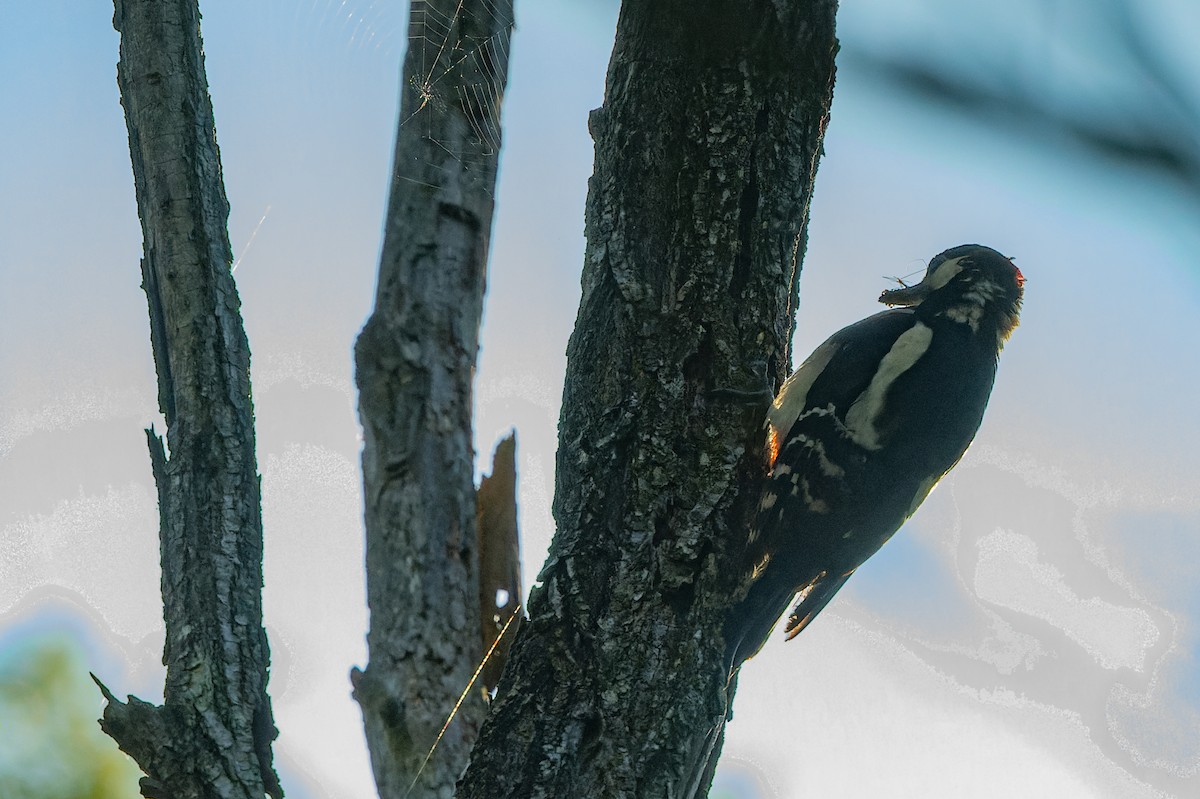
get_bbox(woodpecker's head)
[879,244,1024,347]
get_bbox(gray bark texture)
[351,0,514,796]
[458,2,838,797]
[95,2,281,799]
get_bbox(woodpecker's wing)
[783,570,853,640]
[732,309,934,665]
[767,309,922,451]
[758,308,927,552]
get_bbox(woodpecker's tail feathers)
[725,565,813,668]
[784,570,854,640]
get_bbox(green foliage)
[0,633,141,799]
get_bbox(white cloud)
[974,529,1159,671]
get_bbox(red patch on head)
[1007,256,1025,287]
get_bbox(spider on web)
[394,0,512,190]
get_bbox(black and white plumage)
[726,244,1024,666]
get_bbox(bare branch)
[98,2,280,798]
[351,1,515,796]
[848,0,1200,199]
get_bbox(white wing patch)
[767,337,841,443]
[844,322,933,450]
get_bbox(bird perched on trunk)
[726,244,1024,667]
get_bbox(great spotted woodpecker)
[726,244,1024,666]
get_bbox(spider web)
[395,0,513,192]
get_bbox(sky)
[1,1,1198,797]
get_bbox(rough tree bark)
[459,2,838,797]
[93,2,281,799]
[351,0,514,796]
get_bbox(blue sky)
[2,1,1198,796]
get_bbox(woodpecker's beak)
[878,281,931,307]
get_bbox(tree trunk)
[94,2,281,798]
[458,2,837,797]
[351,1,514,796]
